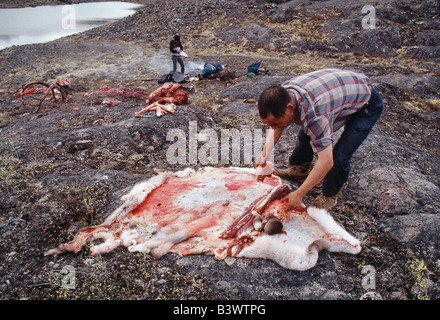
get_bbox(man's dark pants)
[172,55,185,74]
[289,88,384,197]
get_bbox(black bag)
[158,72,186,84]
[158,72,174,84]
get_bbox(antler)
[17,80,70,113]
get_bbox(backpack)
[247,62,261,74]
[158,72,174,84]
[158,72,186,84]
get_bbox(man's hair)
[257,85,290,119]
[174,35,180,41]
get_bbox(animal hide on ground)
[45,167,361,271]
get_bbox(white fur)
[229,167,256,174]
[306,207,361,249]
[47,167,361,270]
[120,230,138,248]
[238,235,318,271]
[238,207,361,269]
[102,172,171,226]
[120,173,169,203]
[89,232,122,255]
[174,167,195,178]
[128,242,150,253]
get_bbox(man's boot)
[311,193,339,211]
[275,162,313,182]
[312,182,347,211]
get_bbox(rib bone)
[219,184,291,239]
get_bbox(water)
[0,2,144,50]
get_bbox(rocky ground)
[0,0,439,301]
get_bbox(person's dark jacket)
[170,40,183,54]
[201,62,224,78]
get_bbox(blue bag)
[247,62,261,74]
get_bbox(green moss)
[0,113,12,128]
[407,258,431,300]
[45,183,105,228]
[427,99,440,112]
[32,255,217,300]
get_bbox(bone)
[252,211,263,231]
[44,243,76,256]
[219,196,264,239]
[219,184,290,239]
[254,184,291,214]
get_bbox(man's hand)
[255,153,267,168]
[281,190,305,211]
[281,145,334,209]
[255,161,278,182]
[255,154,266,182]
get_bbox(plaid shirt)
[282,68,371,152]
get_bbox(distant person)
[170,35,185,75]
[198,62,224,79]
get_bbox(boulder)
[215,23,277,46]
[346,26,402,57]
[405,46,440,62]
[270,1,300,23]
[220,76,291,100]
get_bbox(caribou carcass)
[135,83,188,118]
[45,167,361,271]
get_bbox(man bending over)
[256,68,383,211]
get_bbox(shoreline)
[0,1,146,51]
[0,0,148,9]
